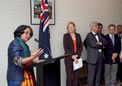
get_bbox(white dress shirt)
[92,31,102,52]
[92,31,99,42]
[109,34,115,46]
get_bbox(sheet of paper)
[73,58,83,71]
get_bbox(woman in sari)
[7,25,44,86]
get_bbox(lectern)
[26,54,70,86]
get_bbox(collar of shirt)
[92,31,97,35]
[119,33,122,37]
[91,31,102,52]
[92,31,99,42]
[109,34,114,38]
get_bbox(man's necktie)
[111,35,114,46]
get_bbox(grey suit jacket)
[86,32,107,64]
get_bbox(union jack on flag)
[39,0,52,60]
[40,0,50,32]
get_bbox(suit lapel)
[113,35,116,47]
[98,33,102,42]
[107,34,114,47]
[76,33,78,47]
[90,32,97,42]
[68,33,74,51]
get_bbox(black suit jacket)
[104,34,121,64]
[63,33,83,60]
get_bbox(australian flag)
[39,0,52,60]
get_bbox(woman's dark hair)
[14,25,33,38]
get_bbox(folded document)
[73,58,83,71]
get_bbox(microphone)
[34,38,40,42]
[34,38,52,59]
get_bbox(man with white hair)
[85,21,107,86]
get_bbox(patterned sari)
[16,37,37,86]
[20,69,36,86]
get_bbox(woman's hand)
[72,55,78,64]
[33,59,45,64]
[72,55,78,59]
[21,48,44,65]
[74,58,78,64]
[72,55,76,60]
[30,48,44,59]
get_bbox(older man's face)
[108,26,115,35]
[91,24,98,33]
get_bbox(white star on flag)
[44,53,49,59]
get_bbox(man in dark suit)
[98,23,105,37]
[97,22,106,82]
[117,25,122,37]
[85,21,107,86]
[104,24,121,86]
[117,25,122,82]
